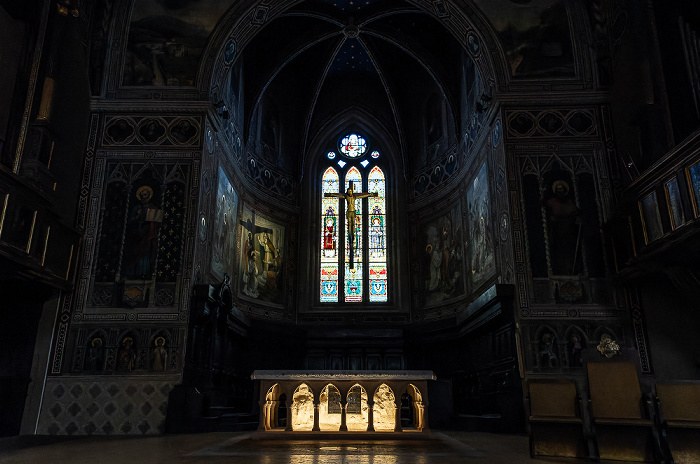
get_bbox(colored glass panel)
[368,166,387,302]
[321,167,339,302]
[339,134,367,158]
[345,262,363,302]
[345,167,363,302]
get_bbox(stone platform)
[251,370,436,433]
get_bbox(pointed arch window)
[319,133,388,303]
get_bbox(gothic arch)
[202,0,501,97]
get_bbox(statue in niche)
[117,336,137,371]
[151,336,167,371]
[538,332,558,368]
[85,337,104,371]
[542,179,581,275]
[123,185,163,279]
[568,333,586,368]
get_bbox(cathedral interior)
[1,0,700,461]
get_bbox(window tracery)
[319,134,388,303]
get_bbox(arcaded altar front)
[252,370,435,433]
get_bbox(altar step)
[251,430,432,440]
[199,407,258,432]
[452,414,503,432]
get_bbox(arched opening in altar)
[346,384,369,431]
[373,384,396,431]
[319,384,342,431]
[291,383,315,431]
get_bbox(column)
[394,397,403,432]
[415,401,424,431]
[339,400,348,431]
[312,400,321,431]
[258,400,267,431]
[421,401,430,432]
[270,400,279,429]
[366,399,375,432]
[285,397,293,431]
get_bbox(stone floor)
[0,431,599,464]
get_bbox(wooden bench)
[656,383,700,464]
[587,361,656,462]
[526,378,588,458]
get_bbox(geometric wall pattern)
[38,378,175,435]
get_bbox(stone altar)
[252,370,435,433]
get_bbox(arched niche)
[373,383,396,432]
[346,384,369,431]
[318,383,342,431]
[401,384,426,431]
[263,384,289,430]
[291,383,315,431]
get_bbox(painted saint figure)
[324,209,336,257]
[542,180,581,275]
[151,336,167,371]
[124,185,163,279]
[117,337,137,371]
[538,332,558,368]
[85,337,104,372]
[568,334,585,368]
[370,205,384,259]
[324,182,377,268]
[242,232,258,297]
[258,232,274,272]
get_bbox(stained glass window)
[339,134,367,158]
[368,167,387,302]
[345,167,363,302]
[321,168,339,302]
[320,134,388,304]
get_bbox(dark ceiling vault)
[238,0,477,177]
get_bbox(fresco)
[421,203,465,307]
[472,0,574,77]
[123,177,163,280]
[239,204,286,305]
[466,162,495,289]
[123,0,231,86]
[211,167,238,280]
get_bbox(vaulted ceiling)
[236,0,477,175]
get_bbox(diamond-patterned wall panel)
[38,377,176,435]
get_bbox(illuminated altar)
[252,370,435,433]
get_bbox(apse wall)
[25,0,658,436]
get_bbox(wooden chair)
[586,361,656,462]
[656,383,700,464]
[526,378,588,458]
